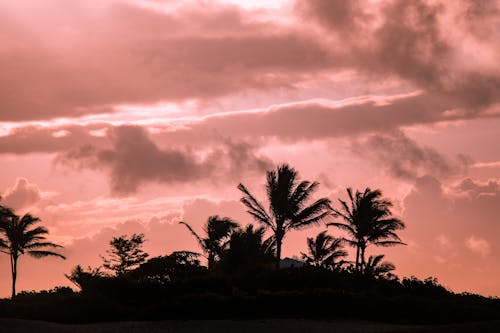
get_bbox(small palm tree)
[220,224,276,273]
[179,215,238,270]
[328,188,405,271]
[0,213,66,298]
[239,164,331,268]
[363,254,396,279]
[301,231,347,269]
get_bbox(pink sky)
[0,0,499,298]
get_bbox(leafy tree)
[238,164,331,268]
[362,254,396,279]
[328,188,405,271]
[301,231,347,269]
[66,265,105,291]
[132,251,205,284]
[0,212,65,298]
[101,233,149,276]
[179,215,238,270]
[220,224,275,274]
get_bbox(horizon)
[0,0,499,298]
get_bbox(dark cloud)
[57,125,272,195]
[298,0,500,110]
[351,130,471,181]
[0,92,472,155]
[176,92,466,142]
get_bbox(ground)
[1,319,500,333]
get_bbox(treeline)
[0,164,499,324]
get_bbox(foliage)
[328,188,405,271]
[301,231,347,269]
[179,215,238,270]
[362,254,396,279]
[0,211,65,298]
[219,224,275,274]
[101,233,149,276]
[66,265,107,291]
[132,251,206,284]
[239,164,331,268]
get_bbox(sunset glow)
[0,0,499,298]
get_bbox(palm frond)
[179,221,205,250]
[28,250,66,259]
[23,242,63,249]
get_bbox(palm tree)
[179,215,238,270]
[363,254,396,279]
[301,231,347,269]
[328,188,405,271]
[220,224,276,273]
[238,164,332,268]
[0,213,66,298]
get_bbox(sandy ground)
[1,319,500,333]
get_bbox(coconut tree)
[238,164,332,268]
[363,254,396,279]
[220,224,276,273]
[0,213,66,298]
[301,231,347,269]
[328,188,405,271]
[179,215,238,270]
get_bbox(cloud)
[57,125,272,195]
[0,0,331,121]
[351,130,471,181]
[0,92,461,155]
[465,235,492,257]
[298,0,500,110]
[0,0,497,124]
[0,125,109,154]
[1,178,42,210]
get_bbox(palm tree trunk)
[208,252,215,271]
[275,237,282,269]
[355,245,360,271]
[360,245,366,271]
[11,254,17,299]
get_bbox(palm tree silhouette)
[238,164,332,268]
[0,213,66,298]
[220,224,275,273]
[301,231,347,269]
[328,188,405,271]
[179,215,238,270]
[363,254,396,279]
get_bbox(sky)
[0,0,499,298]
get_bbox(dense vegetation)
[0,164,499,324]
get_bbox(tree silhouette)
[220,224,275,274]
[133,251,205,284]
[101,233,149,276]
[179,215,238,270]
[66,265,105,291]
[301,231,347,269]
[0,212,65,298]
[363,254,396,279]
[238,164,331,268]
[328,188,405,271]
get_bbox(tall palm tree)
[301,231,347,269]
[328,188,405,271]
[363,254,396,279]
[238,164,332,268]
[0,213,66,298]
[179,215,238,270]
